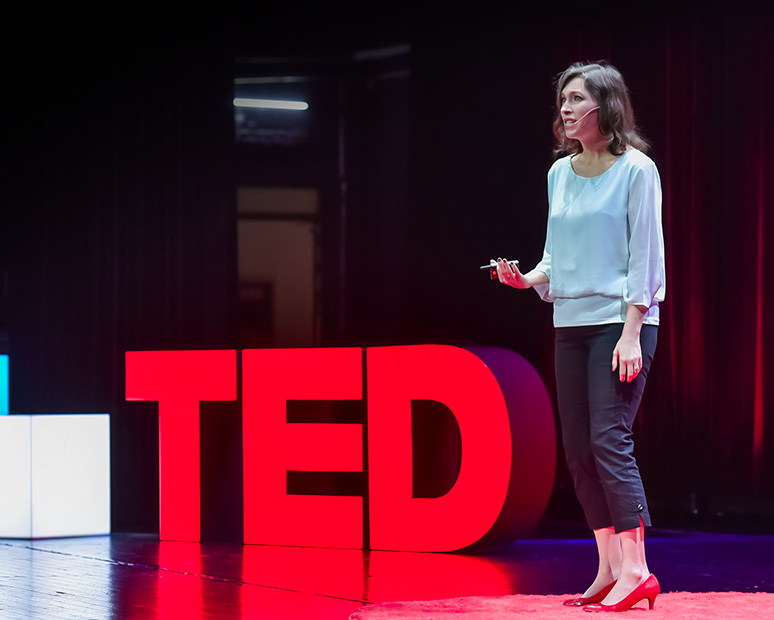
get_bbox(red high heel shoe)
[583,574,660,612]
[563,581,617,607]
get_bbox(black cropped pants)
[555,323,657,533]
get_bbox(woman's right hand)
[493,258,531,289]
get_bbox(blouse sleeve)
[533,176,554,302]
[625,162,666,308]
[533,233,553,302]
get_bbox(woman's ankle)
[617,565,647,585]
[592,569,617,587]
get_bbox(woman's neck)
[571,140,627,178]
[575,135,612,162]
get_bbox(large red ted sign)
[125,345,556,552]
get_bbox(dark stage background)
[2,1,772,537]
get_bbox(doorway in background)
[237,187,318,348]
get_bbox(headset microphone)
[573,106,600,123]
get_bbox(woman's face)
[559,77,600,142]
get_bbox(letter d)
[367,345,513,552]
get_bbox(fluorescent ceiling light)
[233,97,309,111]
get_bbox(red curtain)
[637,7,772,507]
[651,7,772,500]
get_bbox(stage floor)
[1,524,772,619]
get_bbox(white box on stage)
[0,414,111,538]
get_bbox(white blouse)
[533,149,666,328]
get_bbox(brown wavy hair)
[552,61,649,156]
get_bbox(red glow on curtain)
[752,54,766,481]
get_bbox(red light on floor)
[156,542,203,619]
[241,545,367,605]
[126,350,237,542]
[367,549,514,601]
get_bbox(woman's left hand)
[612,334,642,383]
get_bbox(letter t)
[125,350,237,542]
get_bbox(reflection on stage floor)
[1,524,772,619]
